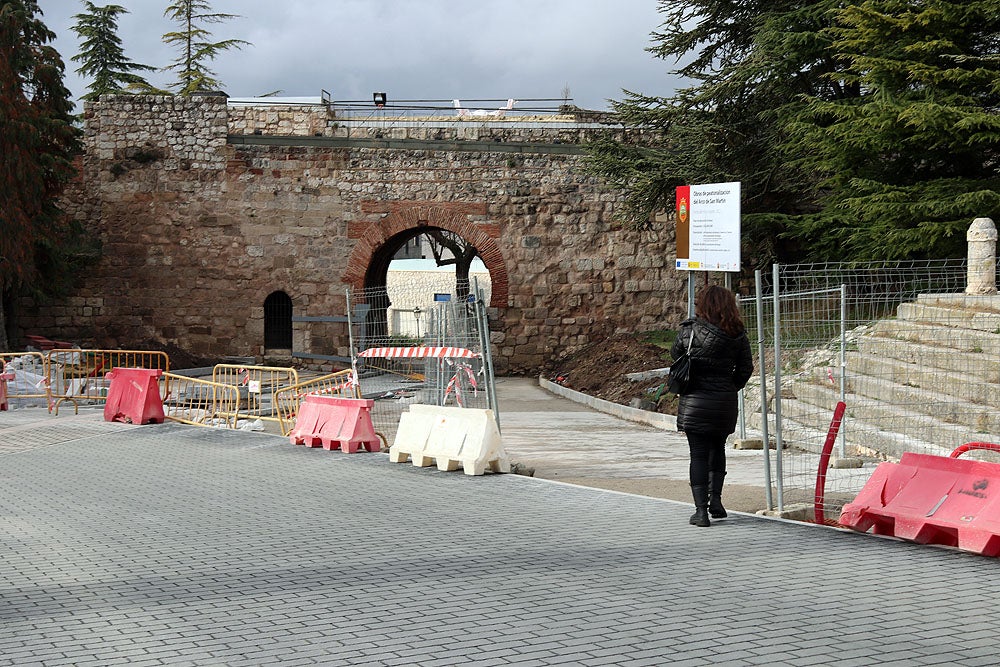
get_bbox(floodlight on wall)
[373,92,387,108]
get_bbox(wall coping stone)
[537,376,678,431]
[227,134,586,155]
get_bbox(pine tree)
[0,0,83,350]
[71,2,156,100]
[785,0,1000,260]
[590,0,1000,263]
[587,0,849,265]
[162,0,249,95]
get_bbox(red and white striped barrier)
[358,346,479,359]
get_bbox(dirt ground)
[544,332,678,414]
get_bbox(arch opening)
[362,228,492,344]
[263,290,293,351]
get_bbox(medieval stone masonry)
[21,95,684,373]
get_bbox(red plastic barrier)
[103,367,165,425]
[289,395,381,453]
[840,443,1000,556]
[949,442,1000,459]
[0,371,13,411]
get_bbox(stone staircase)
[745,293,1000,461]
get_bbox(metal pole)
[772,263,785,512]
[756,270,773,510]
[345,288,355,354]
[687,272,696,318]
[474,278,500,432]
[737,390,747,441]
[839,283,847,458]
[437,303,448,406]
[736,281,745,441]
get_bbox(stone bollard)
[966,217,997,295]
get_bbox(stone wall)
[228,104,333,137]
[19,95,686,373]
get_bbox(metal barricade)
[274,370,359,436]
[47,349,170,415]
[161,373,242,428]
[211,364,299,427]
[0,352,52,410]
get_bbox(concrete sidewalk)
[498,377,866,515]
[1,397,997,666]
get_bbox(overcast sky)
[38,0,679,113]
[38,0,683,113]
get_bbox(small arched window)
[264,291,293,350]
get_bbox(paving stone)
[2,410,999,667]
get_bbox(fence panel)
[350,278,497,441]
[741,258,998,522]
[47,349,170,415]
[0,352,52,409]
[211,364,300,428]
[161,373,242,427]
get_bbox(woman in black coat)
[671,285,754,527]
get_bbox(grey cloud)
[41,0,675,111]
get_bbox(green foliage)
[589,0,1000,264]
[588,1,847,266]
[71,2,156,100]
[638,329,677,352]
[162,0,250,95]
[783,0,1000,260]
[0,0,85,349]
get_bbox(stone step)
[741,393,955,460]
[748,293,1000,462]
[791,379,1000,449]
[848,336,1000,384]
[915,292,1000,313]
[870,319,1000,355]
[897,302,1000,332]
[745,410,832,453]
[830,348,1000,399]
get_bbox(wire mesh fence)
[740,258,1000,522]
[349,276,497,442]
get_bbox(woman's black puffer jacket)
[671,317,754,435]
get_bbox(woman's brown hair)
[695,284,745,337]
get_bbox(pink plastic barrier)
[104,367,165,425]
[289,395,381,453]
[840,443,1000,557]
[0,371,13,411]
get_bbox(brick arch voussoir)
[344,209,509,308]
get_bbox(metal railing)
[0,352,51,409]
[47,349,170,415]
[739,257,1000,523]
[161,373,242,428]
[210,364,300,427]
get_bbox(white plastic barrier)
[389,404,510,476]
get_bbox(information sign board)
[675,182,741,271]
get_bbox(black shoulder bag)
[667,327,694,395]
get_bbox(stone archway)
[343,201,509,308]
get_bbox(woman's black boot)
[708,471,728,518]
[689,485,711,527]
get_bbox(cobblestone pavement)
[1,400,998,666]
